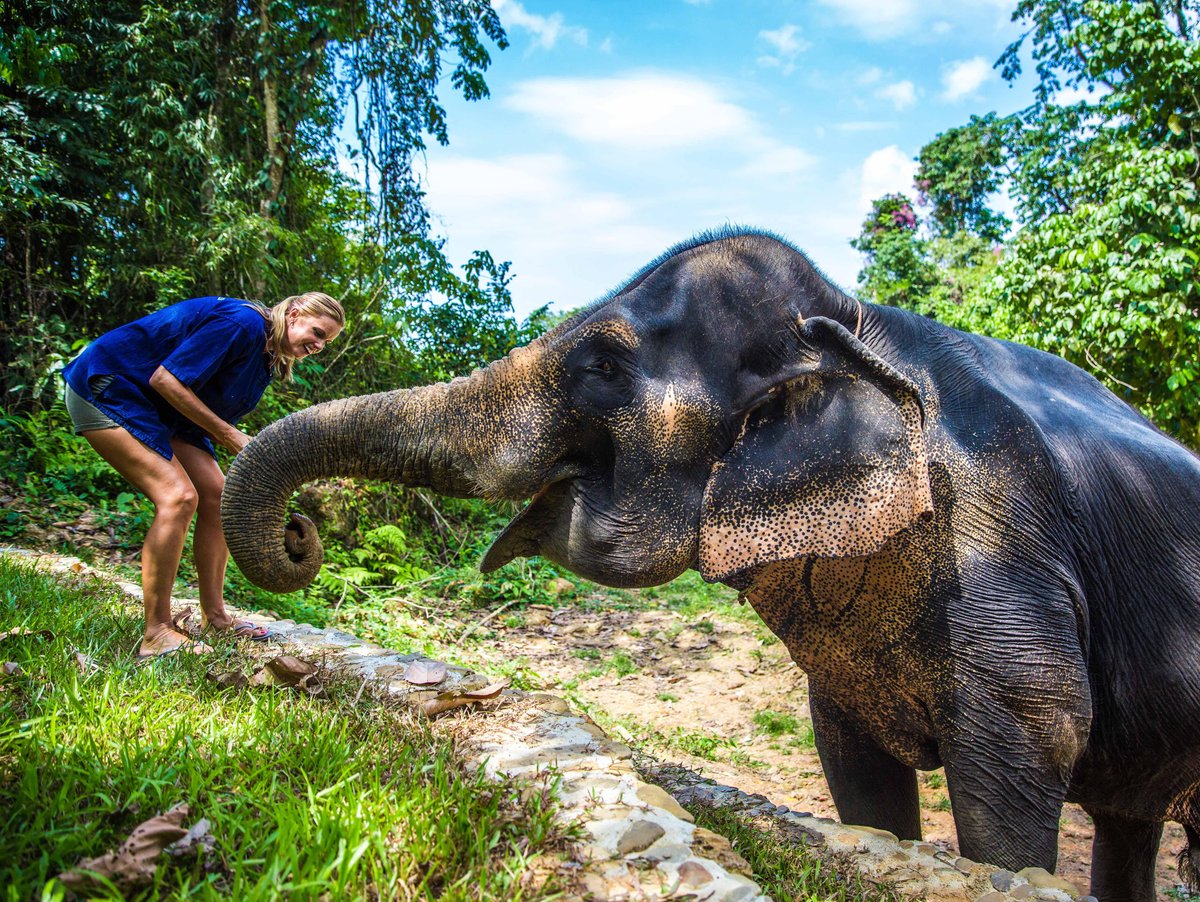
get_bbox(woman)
[61,292,345,659]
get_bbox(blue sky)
[412,0,1047,319]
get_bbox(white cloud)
[492,0,588,51]
[507,74,750,149]
[422,152,675,310]
[877,80,916,110]
[940,57,992,101]
[816,0,917,39]
[859,145,916,209]
[738,142,817,177]
[815,0,1012,40]
[757,24,811,74]
[857,66,884,85]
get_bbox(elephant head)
[222,230,933,594]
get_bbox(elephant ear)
[700,316,933,583]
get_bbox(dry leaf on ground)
[264,655,317,685]
[418,681,508,717]
[206,670,249,690]
[1,626,54,642]
[165,817,216,861]
[2,662,21,677]
[170,607,196,636]
[403,659,448,686]
[57,803,191,893]
[73,651,100,674]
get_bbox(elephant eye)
[584,356,620,380]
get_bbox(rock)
[692,826,752,875]
[676,860,713,887]
[1017,867,1081,895]
[992,870,1018,892]
[526,694,571,714]
[597,740,633,760]
[1011,884,1035,899]
[977,893,1006,902]
[616,820,665,855]
[635,784,694,823]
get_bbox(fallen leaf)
[206,670,249,690]
[170,607,196,636]
[248,667,277,687]
[418,681,507,717]
[57,803,190,893]
[165,817,215,861]
[419,693,477,717]
[74,651,100,675]
[1,662,20,678]
[1,626,54,642]
[404,659,448,686]
[462,681,507,699]
[70,561,83,573]
[264,655,318,685]
[296,673,326,697]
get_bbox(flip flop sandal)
[228,621,271,641]
[133,640,211,663]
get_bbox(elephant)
[221,229,1200,901]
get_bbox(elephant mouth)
[481,478,577,572]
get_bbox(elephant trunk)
[222,380,475,593]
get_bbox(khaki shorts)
[64,377,118,434]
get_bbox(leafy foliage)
[990,144,1200,443]
[854,0,1200,446]
[850,194,938,307]
[915,113,1012,242]
[0,0,519,413]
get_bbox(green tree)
[851,193,939,310]
[0,0,517,413]
[916,112,1012,242]
[990,0,1200,442]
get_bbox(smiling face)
[285,310,342,359]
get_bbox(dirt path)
[476,595,1187,901]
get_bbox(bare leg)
[82,427,211,656]
[171,439,234,629]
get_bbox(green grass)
[752,709,801,736]
[687,803,903,902]
[0,557,572,900]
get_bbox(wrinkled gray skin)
[223,230,1200,902]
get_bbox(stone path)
[5,547,1099,902]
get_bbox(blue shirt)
[62,296,273,459]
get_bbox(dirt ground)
[477,594,1187,901]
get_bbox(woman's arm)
[149,366,251,453]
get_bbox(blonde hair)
[264,291,346,381]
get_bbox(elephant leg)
[1085,809,1162,902]
[940,741,1068,871]
[810,693,921,840]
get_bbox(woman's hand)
[149,366,251,454]
[217,427,253,455]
